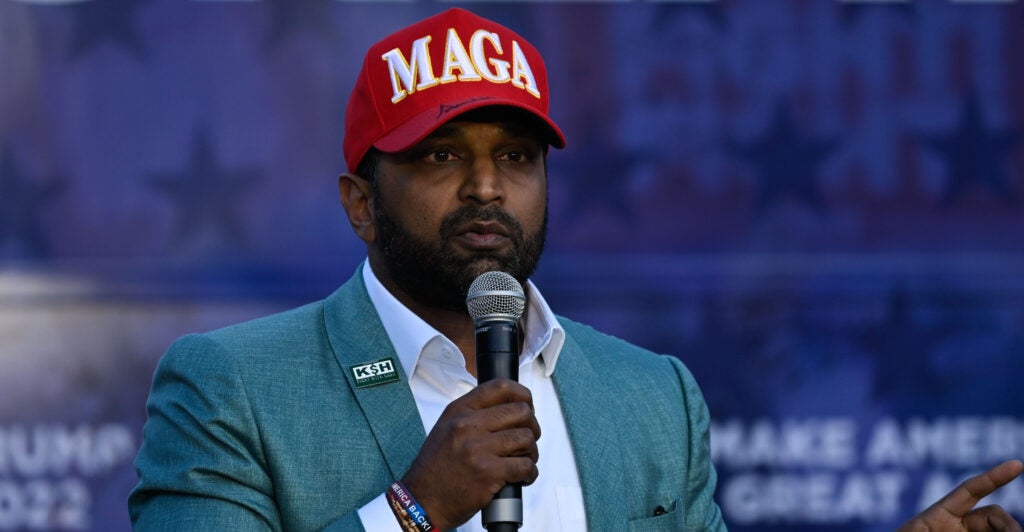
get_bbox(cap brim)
[373,97,566,154]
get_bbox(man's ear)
[338,173,376,244]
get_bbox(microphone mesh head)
[466,271,526,325]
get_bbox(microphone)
[466,271,526,532]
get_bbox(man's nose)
[459,158,504,205]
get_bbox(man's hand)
[401,379,541,531]
[898,459,1024,532]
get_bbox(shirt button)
[441,347,452,359]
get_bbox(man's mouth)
[454,221,512,250]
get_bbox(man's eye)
[430,150,453,162]
[503,151,526,162]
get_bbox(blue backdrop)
[1,0,1022,530]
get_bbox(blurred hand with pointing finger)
[898,459,1023,532]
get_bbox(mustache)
[439,205,524,244]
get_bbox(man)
[129,8,1021,531]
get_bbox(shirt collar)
[362,260,565,379]
[520,275,565,377]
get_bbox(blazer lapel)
[323,270,426,481]
[552,333,628,529]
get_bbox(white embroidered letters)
[382,27,540,104]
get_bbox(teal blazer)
[129,270,725,531]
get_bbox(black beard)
[372,189,546,313]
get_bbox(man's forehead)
[423,107,550,143]
[425,122,542,143]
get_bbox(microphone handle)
[476,321,519,382]
[475,320,522,531]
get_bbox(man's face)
[368,109,549,312]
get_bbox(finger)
[478,401,541,439]
[499,455,539,487]
[464,426,539,466]
[963,505,1023,532]
[988,460,1024,486]
[495,427,540,462]
[939,460,1024,518]
[459,379,534,410]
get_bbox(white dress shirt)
[356,261,587,531]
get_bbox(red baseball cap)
[343,8,566,173]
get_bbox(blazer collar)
[323,268,426,481]
[552,330,629,529]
